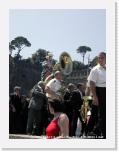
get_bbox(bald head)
[54,71,62,80]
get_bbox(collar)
[97,64,106,70]
[54,78,61,82]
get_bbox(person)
[63,83,75,136]
[45,71,62,100]
[87,52,106,138]
[41,53,54,81]
[46,99,69,139]
[81,96,92,137]
[69,83,84,137]
[9,86,22,134]
[76,82,85,97]
[26,81,48,136]
[17,95,29,134]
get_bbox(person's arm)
[90,81,98,106]
[85,86,90,96]
[88,68,98,106]
[9,94,16,112]
[57,114,69,138]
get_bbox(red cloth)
[46,117,60,139]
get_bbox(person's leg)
[33,110,42,136]
[97,87,106,138]
[9,111,14,134]
[41,108,49,135]
[98,101,106,138]
[85,105,99,136]
[71,110,78,136]
[12,113,18,134]
[78,111,85,136]
[26,108,34,134]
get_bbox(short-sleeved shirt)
[87,64,106,87]
[46,78,61,99]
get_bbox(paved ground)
[9,134,81,139]
[9,134,44,139]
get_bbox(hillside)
[9,56,42,96]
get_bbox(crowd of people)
[9,52,106,139]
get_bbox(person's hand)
[92,96,99,106]
[12,106,16,112]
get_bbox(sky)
[9,9,106,64]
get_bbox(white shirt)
[46,78,61,99]
[87,64,106,87]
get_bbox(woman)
[46,99,69,139]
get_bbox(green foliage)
[77,46,91,54]
[9,42,15,55]
[9,56,41,95]
[53,62,60,72]
[76,46,92,64]
[31,48,47,64]
[90,56,98,67]
[10,36,31,56]
[73,60,85,70]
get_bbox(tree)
[76,46,91,64]
[10,36,31,56]
[73,60,85,70]
[90,56,98,67]
[9,42,15,56]
[31,49,47,64]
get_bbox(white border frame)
[0,0,116,149]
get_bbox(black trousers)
[71,110,85,136]
[96,87,106,138]
[85,105,98,135]
[85,87,106,138]
[9,111,20,134]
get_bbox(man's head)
[98,52,106,67]
[77,83,84,91]
[67,83,75,92]
[54,71,62,81]
[46,53,53,61]
[14,86,21,95]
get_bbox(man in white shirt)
[45,71,62,100]
[87,52,106,138]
